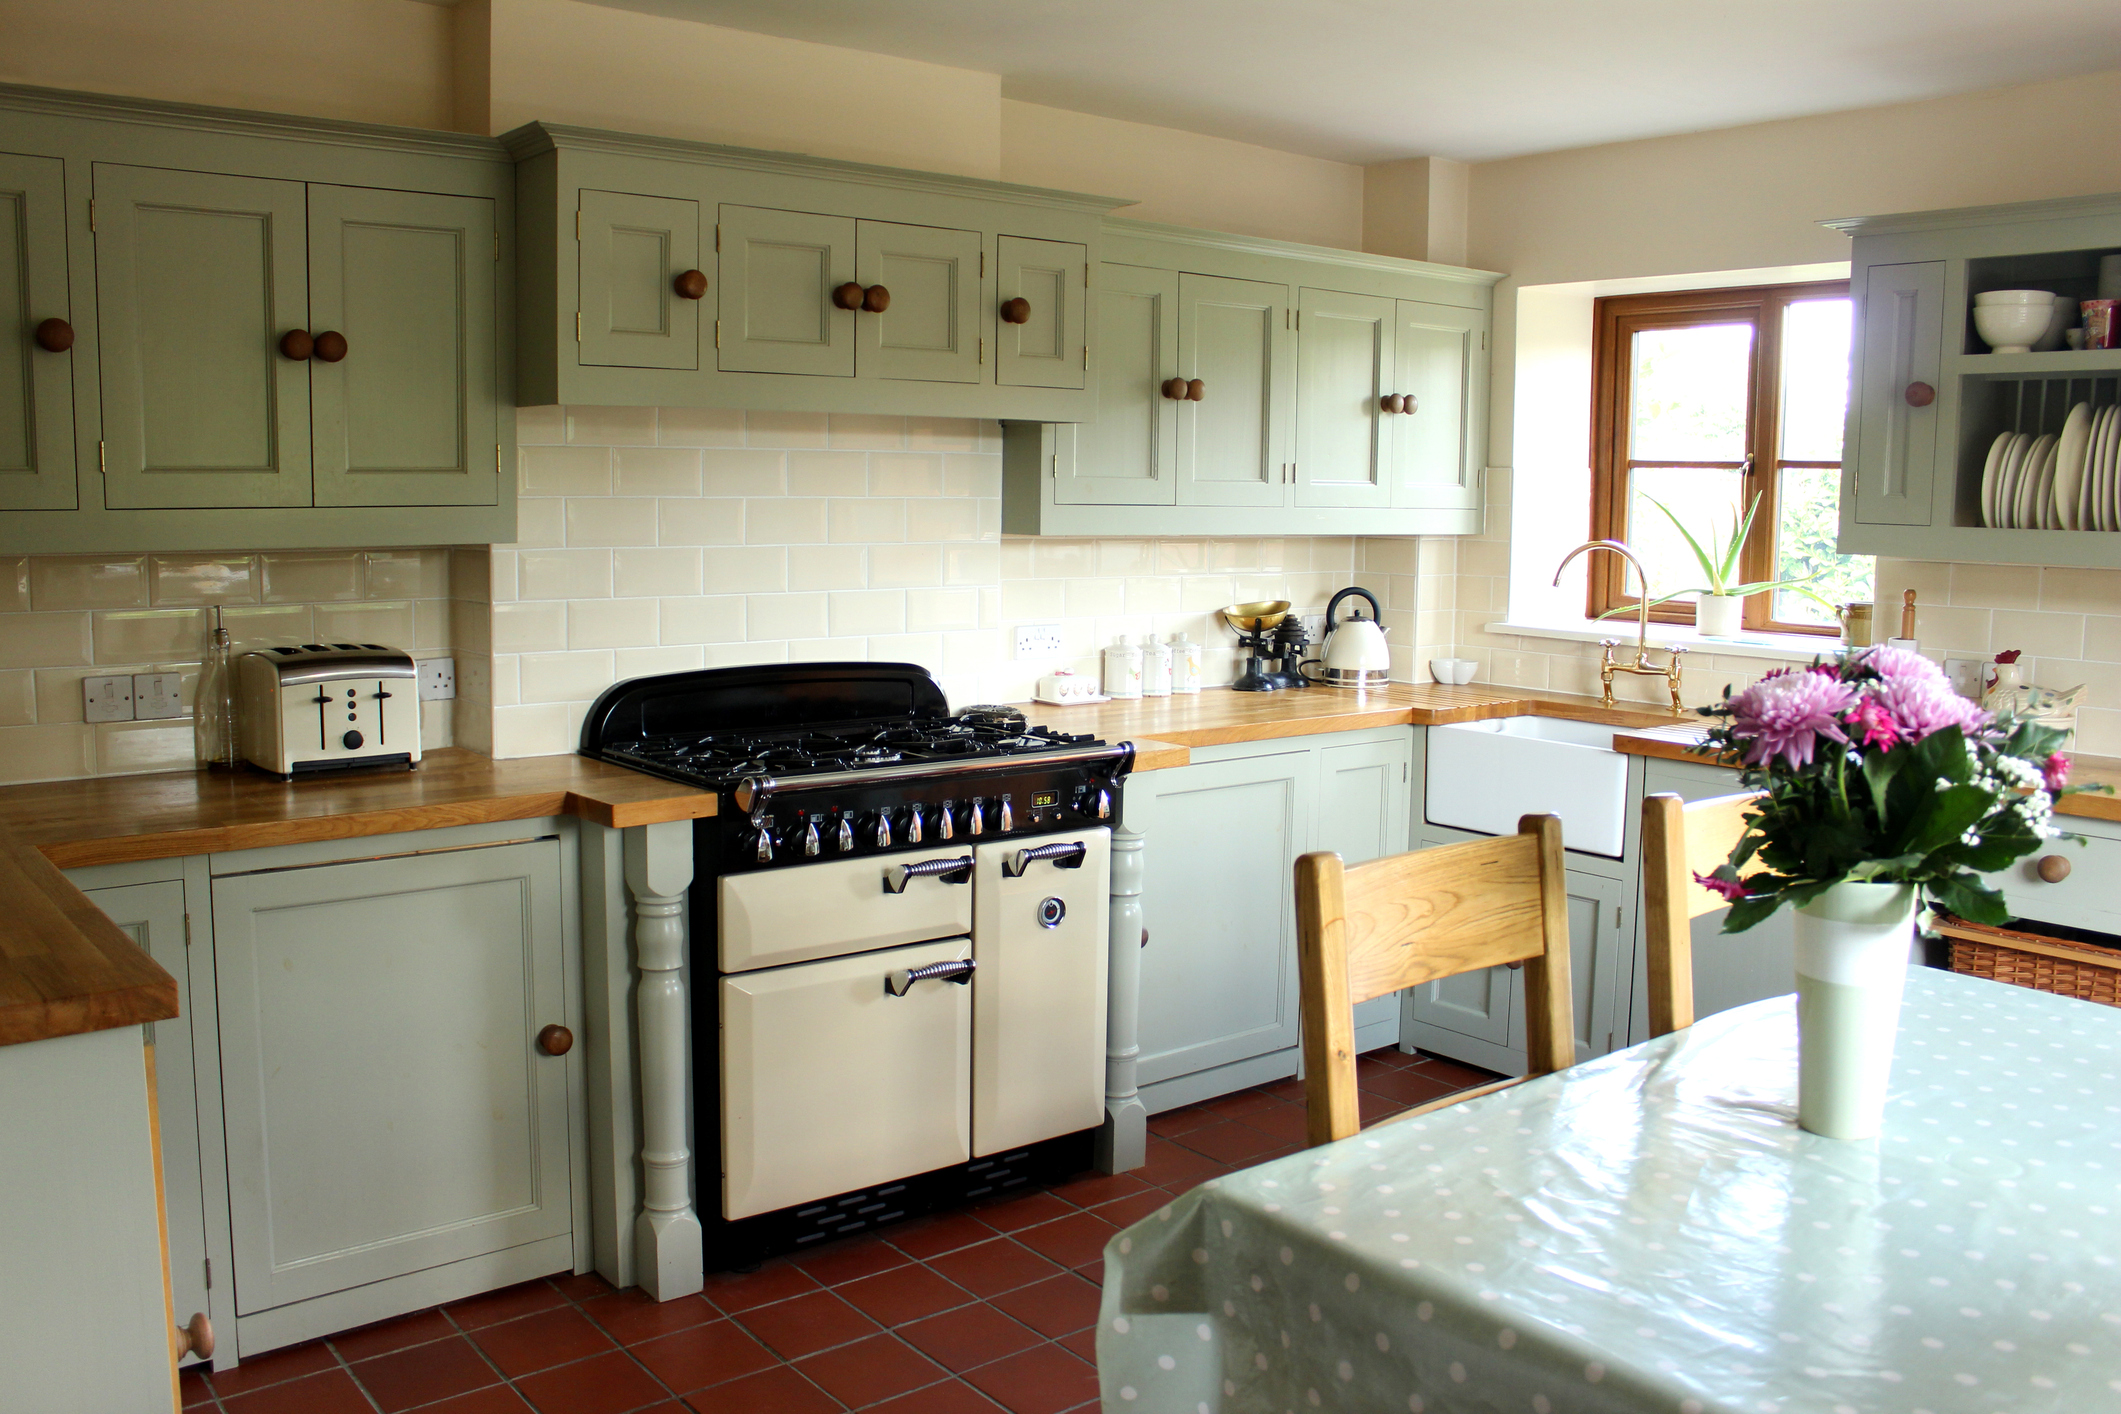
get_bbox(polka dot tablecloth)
[1098,968,2121,1413]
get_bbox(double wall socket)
[83,673,185,723]
[1013,623,1063,658]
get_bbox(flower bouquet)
[1690,646,2100,1137]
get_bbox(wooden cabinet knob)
[279,329,314,361]
[999,296,1031,325]
[832,281,866,311]
[176,1311,214,1360]
[1161,377,1188,400]
[1185,378,1205,401]
[33,317,73,352]
[2036,854,2071,883]
[1401,393,1418,414]
[1381,394,1404,414]
[862,284,891,314]
[672,269,708,300]
[537,1023,574,1056]
[1905,381,1935,408]
[312,331,347,363]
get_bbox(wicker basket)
[1934,915,2121,1009]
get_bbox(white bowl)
[1428,657,1477,685]
[2033,293,2077,352]
[1974,302,2053,353]
[1974,288,2057,306]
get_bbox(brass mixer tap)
[1551,540,1687,715]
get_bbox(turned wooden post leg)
[623,821,702,1300]
[1097,824,1148,1174]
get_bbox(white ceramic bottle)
[1171,634,1201,694]
[1143,636,1172,697]
[1103,636,1143,699]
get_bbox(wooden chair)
[1294,814,1575,1148]
[1638,791,1762,1037]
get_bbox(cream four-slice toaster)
[237,644,422,776]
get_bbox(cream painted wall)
[1000,99,1363,249]
[0,0,453,128]
[1362,157,1468,266]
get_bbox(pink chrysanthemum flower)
[1727,671,1855,769]
[2044,752,2071,792]
[1846,696,1901,751]
[1694,871,1747,902]
[1859,645,1943,683]
[1869,673,1990,743]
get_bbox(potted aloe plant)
[1607,493,1831,637]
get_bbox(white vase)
[1791,881,1919,1139]
[1696,593,1744,638]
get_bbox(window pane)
[1629,323,1752,462]
[1780,300,1852,462]
[1626,465,1746,603]
[1774,464,1872,626]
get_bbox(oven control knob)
[938,800,955,841]
[998,794,1013,832]
[969,797,986,836]
[835,813,855,853]
[869,810,893,848]
[800,816,822,857]
[906,805,924,844]
[1079,786,1112,820]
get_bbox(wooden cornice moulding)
[1103,216,1506,286]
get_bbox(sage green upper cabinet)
[309,185,498,509]
[0,150,76,509]
[1045,262,1177,507]
[577,189,700,371]
[1176,273,1292,508]
[1391,298,1487,512]
[1848,260,1943,529]
[1294,287,1393,510]
[507,122,1119,421]
[994,234,1087,391]
[94,164,313,510]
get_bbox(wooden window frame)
[1589,279,1851,636]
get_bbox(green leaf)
[1928,873,2011,926]
[1642,494,1723,591]
[1721,891,1786,933]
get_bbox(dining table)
[1097,967,2121,1413]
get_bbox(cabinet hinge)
[204,1258,212,1291]
[493,231,500,261]
[979,251,985,278]
[496,444,503,475]
[1605,1031,1614,1053]
[1614,905,1622,927]
[1285,308,1291,330]
[714,224,721,253]
[575,311,581,343]
[1481,330,1488,351]
[978,337,984,365]
[1050,454,1058,479]
[183,913,192,948]
[98,441,105,475]
[1293,310,1300,331]
[88,198,95,232]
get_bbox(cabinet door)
[854,219,982,384]
[1504,868,1631,1065]
[1392,299,1483,511]
[1054,263,1177,506]
[1850,260,1943,527]
[577,189,700,371]
[0,151,76,509]
[1295,287,1393,508]
[1313,738,1411,1037]
[212,840,570,1313]
[1134,750,1311,1086]
[1403,830,1515,1048]
[1176,273,1292,508]
[308,185,498,508]
[995,234,1086,390]
[93,164,312,508]
[717,204,855,377]
[81,880,209,1363]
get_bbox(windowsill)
[1485,620,1852,663]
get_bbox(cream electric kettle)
[1309,587,1392,687]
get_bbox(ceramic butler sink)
[1425,716,1628,857]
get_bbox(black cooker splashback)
[579,662,954,750]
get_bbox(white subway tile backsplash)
[745,410,830,448]
[518,549,613,601]
[615,446,705,497]
[659,595,747,645]
[656,406,745,447]
[827,590,906,637]
[867,544,942,589]
[314,601,415,647]
[747,592,829,640]
[787,544,868,591]
[564,498,660,547]
[0,559,27,614]
[827,414,908,449]
[520,649,617,704]
[869,453,943,496]
[700,449,788,497]
[942,544,1000,585]
[568,598,660,650]
[93,608,200,664]
[520,444,613,497]
[32,557,147,612]
[786,450,869,497]
[744,497,828,545]
[829,498,907,543]
[262,552,364,603]
[614,547,704,599]
[906,588,980,632]
[512,497,567,549]
[616,644,707,679]
[492,601,568,654]
[942,453,1001,499]
[907,418,981,452]
[704,547,787,595]
[659,498,746,547]
[907,498,982,543]
[515,404,565,445]
[565,405,658,446]
[786,636,870,662]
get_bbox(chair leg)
[1294,852,1360,1146]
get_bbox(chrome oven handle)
[882,855,974,894]
[884,958,976,996]
[1003,841,1088,878]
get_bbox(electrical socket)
[132,672,185,720]
[83,675,135,723]
[417,657,456,701]
[1013,623,1063,658]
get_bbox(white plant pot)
[1791,881,1919,1139]
[1696,593,1744,638]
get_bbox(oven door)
[719,848,975,971]
[972,828,1111,1157]
[720,936,972,1219]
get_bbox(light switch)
[83,675,135,722]
[133,672,186,720]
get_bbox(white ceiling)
[583,0,2121,163]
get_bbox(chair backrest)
[1294,814,1574,1146]
[1639,790,1761,1037]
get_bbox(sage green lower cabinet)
[1177,273,1292,507]
[578,188,701,371]
[1131,728,1410,1112]
[0,149,76,509]
[1295,287,1393,510]
[994,234,1087,391]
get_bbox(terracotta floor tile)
[512,1349,670,1414]
[1010,1211,1117,1270]
[884,1210,996,1261]
[351,1335,501,1412]
[960,1343,1099,1414]
[834,1263,974,1327]
[331,1309,458,1363]
[702,1262,819,1316]
[1086,1189,1172,1228]
[1410,1053,1502,1088]
[1044,1171,1148,1209]
[790,1233,909,1287]
[986,1274,1102,1339]
[1053,1328,1099,1364]
[1257,1076,1307,1103]
[1200,1088,1280,1120]
[579,1290,720,1347]
[1072,1255,1104,1287]
[1139,1139,1226,1190]
[895,1303,1043,1371]
[971,1191,1073,1232]
[408,1388,535,1414]
[860,1378,1006,1413]
[1361,1065,1463,1106]
[179,1368,215,1409]
[681,1365,840,1414]
[446,1279,566,1330]
[468,1304,616,1378]
[923,1237,1062,1299]
[1360,1091,1418,1127]
[1235,1100,1313,1145]
[629,1319,776,1395]
[219,1367,373,1414]
[551,1271,618,1303]
[732,1289,879,1360]
[1145,1106,1216,1137]
[206,1339,335,1397]
[792,1332,944,1408]
[1177,1119,1283,1165]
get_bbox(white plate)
[2096,408,2117,531]
[2037,435,2062,530]
[1981,429,2012,527]
[2087,407,2110,530]
[2018,434,2055,530]
[2055,402,2090,530]
[1996,432,2032,529]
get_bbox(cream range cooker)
[581,663,1131,1268]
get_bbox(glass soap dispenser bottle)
[193,606,239,769]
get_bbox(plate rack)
[1957,372,2121,529]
